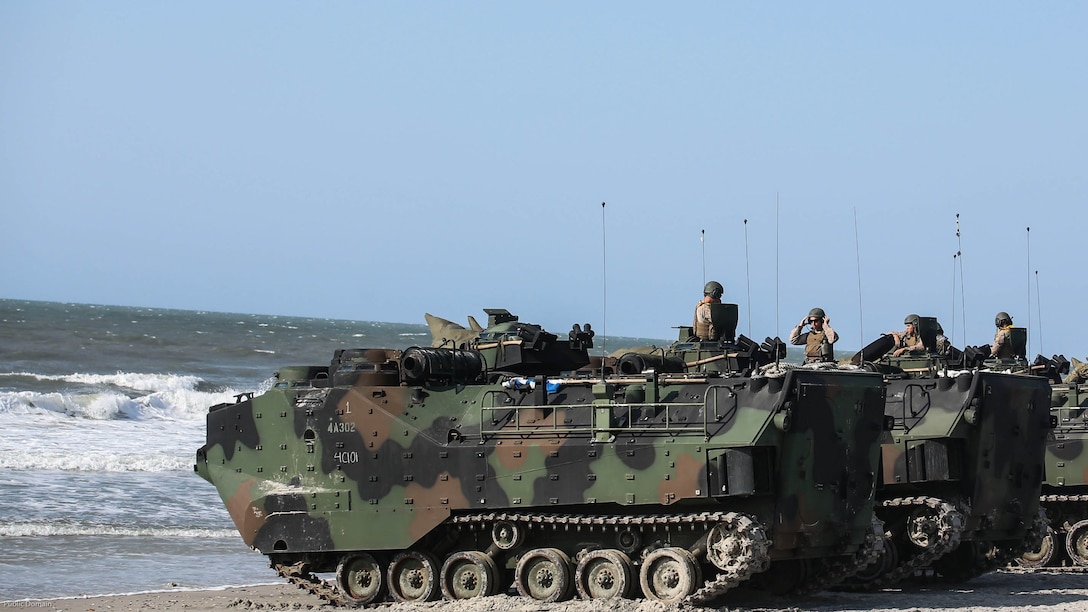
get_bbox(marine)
[789,307,838,363]
[692,280,724,341]
[991,311,1016,359]
[889,314,925,357]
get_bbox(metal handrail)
[479,390,708,437]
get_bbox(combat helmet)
[995,311,1013,327]
[904,314,921,326]
[808,307,826,319]
[704,281,724,300]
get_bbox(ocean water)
[0,299,672,601]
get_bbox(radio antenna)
[701,229,706,287]
[853,208,864,346]
[950,252,958,345]
[956,214,966,347]
[601,202,607,358]
[1026,226,1032,357]
[1022,226,1031,355]
[775,193,781,347]
[744,219,752,337]
[1035,269,1043,356]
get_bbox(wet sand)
[7,569,1087,612]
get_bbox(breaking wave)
[0,447,197,472]
[0,520,237,538]
[0,371,269,421]
[7,371,204,393]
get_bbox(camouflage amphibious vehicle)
[617,302,889,594]
[1016,361,1088,568]
[196,308,888,605]
[844,316,1052,587]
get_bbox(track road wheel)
[440,551,500,600]
[705,521,748,572]
[1065,519,1088,566]
[1018,524,1057,568]
[575,549,633,600]
[492,520,523,550]
[336,553,386,604]
[515,548,573,602]
[906,506,942,549]
[639,547,701,603]
[851,534,898,585]
[387,551,439,602]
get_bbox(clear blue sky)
[2,2,1085,355]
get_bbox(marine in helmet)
[789,307,838,363]
[693,281,724,341]
[991,311,1015,359]
[934,321,952,357]
[889,314,925,357]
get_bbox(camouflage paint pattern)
[1029,381,1088,565]
[1046,382,1088,489]
[196,310,887,598]
[196,358,886,558]
[876,355,1052,541]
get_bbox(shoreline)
[0,583,310,611]
[5,568,1087,612]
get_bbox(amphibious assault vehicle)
[617,302,890,594]
[1015,363,1088,568]
[196,307,888,605]
[843,316,1052,588]
[954,347,1088,570]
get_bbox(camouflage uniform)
[900,331,924,353]
[934,322,952,357]
[693,281,724,341]
[991,326,1015,359]
[990,312,1017,359]
[693,299,720,340]
[789,309,838,363]
[935,333,952,356]
[889,314,925,357]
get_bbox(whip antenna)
[744,219,752,337]
[701,229,706,287]
[853,208,864,346]
[775,194,780,342]
[1026,226,1032,357]
[956,214,966,347]
[775,194,781,365]
[1035,269,1043,355]
[601,202,607,359]
[951,253,958,345]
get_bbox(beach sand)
[7,569,1086,612]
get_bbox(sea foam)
[0,374,246,421]
[0,520,237,538]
